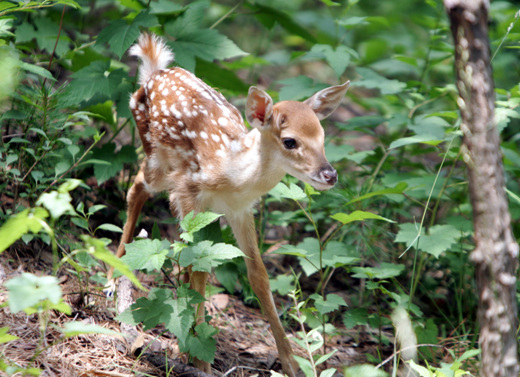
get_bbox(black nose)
[320,166,337,185]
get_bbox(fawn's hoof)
[103,279,116,298]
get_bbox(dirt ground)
[0,242,389,377]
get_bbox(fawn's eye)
[282,138,297,149]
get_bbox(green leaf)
[346,183,408,205]
[389,134,443,149]
[304,44,352,78]
[179,241,245,272]
[277,239,359,277]
[344,364,388,377]
[248,3,316,43]
[310,293,347,315]
[331,210,395,225]
[269,182,307,201]
[20,62,55,81]
[270,274,296,296]
[81,235,144,291]
[351,263,405,279]
[96,223,123,233]
[4,273,66,314]
[180,211,222,243]
[186,323,218,362]
[277,76,328,101]
[165,3,247,71]
[0,327,19,344]
[122,239,170,272]
[37,190,76,219]
[165,285,206,348]
[61,322,120,337]
[351,67,406,95]
[343,308,369,329]
[91,143,137,184]
[395,223,461,258]
[117,288,176,329]
[0,207,49,253]
[96,11,159,59]
[64,61,127,105]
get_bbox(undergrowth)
[1,0,520,375]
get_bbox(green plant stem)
[365,146,390,194]
[290,293,318,377]
[429,147,462,229]
[210,2,243,29]
[41,5,66,91]
[491,9,520,62]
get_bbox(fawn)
[106,33,349,377]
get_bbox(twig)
[42,133,104,193]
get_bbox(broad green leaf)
[0,327,19,344]
[166,286,206,348]
[270,274,296,296]
[122,239,170,272]
[64,61,127,105]
[325,143,355,163]
[96,11,159,59]
[61,322,120,337]
[395,223,461,258]
[344,364,388,377]
[338,16,370,29]
[277,238,359,277]
[5,273,64,314]
[165,3,247,72]
[20,62,55,81]
[117,288,176,329]
[81,235,144,291]
[343,308,369,329]
[180,211,222,242]
[195,59,249,93]
[320,368,338,377]
[351,263,405,279]
[346,183,408,205]
[91,143,137,184]
[278,76,328,101]
[0,207,48,253]
[269,182,307,201]
[408,360,433,377]
[186,323,218,362]
[331,210,394,225]
[179,241,245,272]
[389,134,443,149]
[304,44,352,78]
[37,190,76,219]
[310,293,347,315]
[247,3,316,43]
[350,67,406,95]
[96,223,123,233]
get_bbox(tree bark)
[444,1,519,376]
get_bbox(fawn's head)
[245,82,349,191]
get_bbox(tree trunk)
[444,1,519,376]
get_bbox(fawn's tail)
[129,33,174,86]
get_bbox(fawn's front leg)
[227,212,299,377]
[105,168,151,296]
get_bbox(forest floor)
[0,244,390,377]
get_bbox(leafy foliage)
[1,0,519,374]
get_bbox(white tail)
[107,33,349,377]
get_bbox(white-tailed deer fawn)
[107,33,349,377]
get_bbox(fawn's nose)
[319,166,338,186]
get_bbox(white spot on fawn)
[218,117,228,127]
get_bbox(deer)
[105,32,349,377]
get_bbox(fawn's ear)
[246,87,274,129]
[304,81,350,121]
